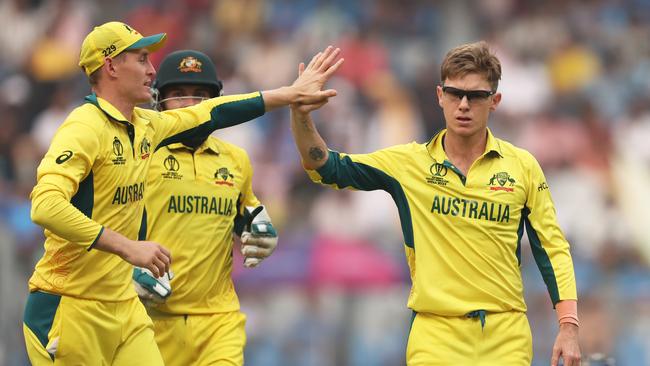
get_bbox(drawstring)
[466,310,486,330]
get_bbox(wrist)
[556,299,579,327]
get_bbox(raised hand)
[290,46,344,105]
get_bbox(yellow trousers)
[406,311,532,366]
[23,291,163,365]
[149,309,247,366]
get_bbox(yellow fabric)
[308,128,577,315]
[23,294,163,365]
[149,309,246,366]
[143,137,260,314]
[406,311,532,365]
[29,92,264,301]
[78,21,167,75]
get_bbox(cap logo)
[178,56,202,73]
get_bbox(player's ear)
[436,85,444,107]
[490,92,502,111]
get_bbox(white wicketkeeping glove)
[132,267,174,306]
[241,206,278,268]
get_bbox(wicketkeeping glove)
[132,267,174,306]
[241,205,278,268]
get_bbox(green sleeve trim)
[233,193,246,236]
[155,95,265,151]
[87,226,104,251]
[71,171,94,218]
[524,208,561,306]
[317,151,415,248]
[23,291,62,355]
[138,208,147,241]
[515,208,527,266]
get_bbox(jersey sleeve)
[523,154,577,306]
[306,149,400,192]
[233,151,262,236]
[306,148,415,247]
[30,121,104,248]
[240,152,261,209]
[153,92,265,150]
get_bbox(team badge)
[178,56,202,73]
[140,137,151,159]
[488,172,515,192]
[214,167,234,186]
[112,137,126,165]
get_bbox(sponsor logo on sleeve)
[55,150,73,164]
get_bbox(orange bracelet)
[556,299,579,327]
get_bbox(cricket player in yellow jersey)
[289,42,581,365]
[132,49,278,366]
[22,20,343,365]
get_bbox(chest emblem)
[161,155,183,180]
[488,172,516,192]
[112,137,126,165]
[140,137,151,160]
[214,167,235,186]
[426,161,449,186]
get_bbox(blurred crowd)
[1,0,649,365]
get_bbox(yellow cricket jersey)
[29,92,264,301]
[141,137,260,314]
[308,129,577,315]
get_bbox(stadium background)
[0,0,649,365]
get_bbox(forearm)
[31,185,103,247]
[261,87,296,112]
[290,107,329,170]
[93,227,132,258]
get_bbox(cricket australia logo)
[178,56,202,73]
[161,155,182,180]
[426,161,449,186]
[488,172,516,192]
[140,137,151,160]
[214,167,234,186]
[112,137,126,165]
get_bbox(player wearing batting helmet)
[135,50,278,366]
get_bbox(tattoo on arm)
[299,116,314,131]
[309,147,325,161]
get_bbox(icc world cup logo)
[113,137,124,157]
[164,155,180,172]
[430,162,448,177]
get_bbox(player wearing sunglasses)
[289,41,580,366]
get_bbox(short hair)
[86,52,127,86]
[440,41,502,91]
[88,68,101,86]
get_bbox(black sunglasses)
[442,86,495,102]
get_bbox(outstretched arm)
[290,106,329,170]
[289,57,342,170]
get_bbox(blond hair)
[440,41,501,91]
